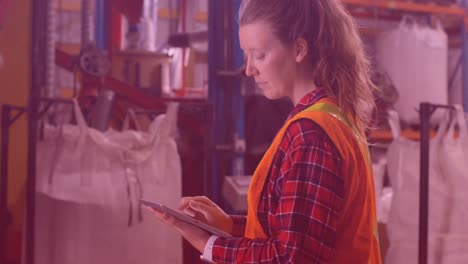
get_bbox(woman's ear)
[295,38,308,63]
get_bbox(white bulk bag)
[34,102,183,264]
[385,110,468,264]
[119,103,183,264]
[439,106,468,235]
[372,158,390,223]
[36,100,126,206]
[386,112,451,264]
[372,158,386,202]
[376,17,448,124]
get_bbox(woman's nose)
[244,58,258,77]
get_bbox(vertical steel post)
[418,102,431,264]
[0,105,10,264]
[96,0,108,50]
[462,0,468,110]
[208,0,225,202]
[28,0,48,262]
[232,0,245,177]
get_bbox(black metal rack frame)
[0,104,27,264]
[418,102,458,264]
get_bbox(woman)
[149,0,381,263]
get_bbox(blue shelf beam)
[463,0,468,110]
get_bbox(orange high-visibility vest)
[245,99,381,263]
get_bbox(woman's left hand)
[146,206,211,253]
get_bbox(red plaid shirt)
[212,88,344,263]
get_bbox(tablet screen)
[140,199,233,238]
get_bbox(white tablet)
[140,199,233,238]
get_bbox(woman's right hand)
[178,196,233,235]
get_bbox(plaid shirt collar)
[286,87,329,120]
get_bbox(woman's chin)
[257,86,285,101]
[263,93,282,101]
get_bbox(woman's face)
[239,21,298,100]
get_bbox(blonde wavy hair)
[239,0,377,132]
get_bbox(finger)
[189,200,212,218]
[144,205,172,222]
[150,209,167,221]
[144,205,163,217]
[153,211,180,227]
[176,198,206,219]
[179,196,216,209]
[144,205,154,213]
[182,207,197,217]
[178,197,194,211]
[191,196,216,207]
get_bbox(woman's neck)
[291,77,317,105]
[289,61,318,105]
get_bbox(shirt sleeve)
[230,215,247,237]
[211,119,344,263]
[202,235,219,262]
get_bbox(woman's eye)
[255,54,265,60]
